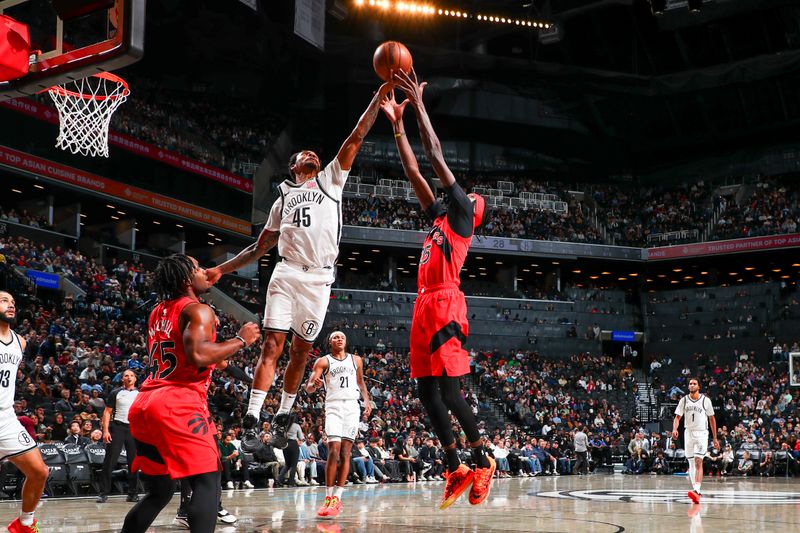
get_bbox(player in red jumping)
[121,255,260,533]
[382,70,495,510]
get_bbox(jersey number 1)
[292,207,311,227]
[148,341,177,380]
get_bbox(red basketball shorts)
[410,286,470,378]
[129,387,220,479]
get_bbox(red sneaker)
[317,496,332,518]
[326,496,342,518]
[687,490,701,504]
[439,464,475,510]
[469,456,497,506]
[7,518,40,533]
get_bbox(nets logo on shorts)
[187,413,209,436]
[301,320,319,338]
[17,431,31,446]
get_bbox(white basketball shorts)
[324,400,360,442]
[0,411,37,461]
[263,261,334,342]
[684,430,709,458]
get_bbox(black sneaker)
[240,413,263,453]
[126,493,140,502]
[96,494,108,503]
[270,412,294,450]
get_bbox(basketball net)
[47,72,129,158]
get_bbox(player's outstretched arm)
[337,82,393,171]
[380,90,435,211]
[305,357,328,394]
[355,355,372,418]
[394,70,456,189]
[182,304,261,368]
[206,227,279,284]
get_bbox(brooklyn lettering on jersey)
[425,225,452,262]
[0,352,22,366]
[282,191,325,217]
[328,362,354,379]
[683,402,708,416]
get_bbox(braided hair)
[153,254,195,301]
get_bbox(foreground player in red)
[382,71,495,509]
[121,255,260,533]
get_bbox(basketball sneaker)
[173,511,190,530]
[270,412,295,450]
[439,464,475,510]
[317,495,333,517]
[469,456,496,506]
[8,518,41,533]
[217,508,237,524]
[240,413,263,453]
[687,490,701,504]
[326,496,342,518]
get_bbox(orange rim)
[48,72,130,101]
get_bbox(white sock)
[333,486,344,499]
[694,482,701,493]
[247,389,268,418]
[277,391,297,415]
[687,461,696,486]
[20,511,35,527]
[326,487,333,497]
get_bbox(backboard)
[0,0,144,101]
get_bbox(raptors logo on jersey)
[417,215,471,290]
[266,158,348,269]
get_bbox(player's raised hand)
[238,322,261,346]
[380,89,409,124]
[205,266,222,285]
[393,68,427,108]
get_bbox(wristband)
[234,335,247,348]
[394,132,404,138]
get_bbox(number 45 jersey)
[266,159,347,269]
[142,296,216,400]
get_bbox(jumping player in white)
[0,291,50,533]
[206,82,391,451]
[672,377,719,504]
[305,331,370,519]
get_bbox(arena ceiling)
[141,0,800,175]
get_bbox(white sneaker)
[218,509,237,524]
[296,479,309,486]
[243,480,254,488]
[173,514,190,529]
[310,479,319,485]
[225,481,234,489]
[366,476,378,484]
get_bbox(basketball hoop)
[47,72,129,158]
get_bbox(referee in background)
[573,425,590,475]
[97,369,140,503]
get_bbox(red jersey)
[417,212,472,291]
[142,296,216,400]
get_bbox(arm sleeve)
[425,200,447,221]
[265,195,283,233]
[224,363,253,384]
[444,182,474,238]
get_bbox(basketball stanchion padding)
[47,72,130,157]
[0,15,31,82]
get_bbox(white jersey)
[0,330,24,412]
[323,353,359,402]
[267,158,348,269]
[675,393,715,431]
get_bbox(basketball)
[373,41,413,82]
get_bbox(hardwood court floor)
[2,474,799,532]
